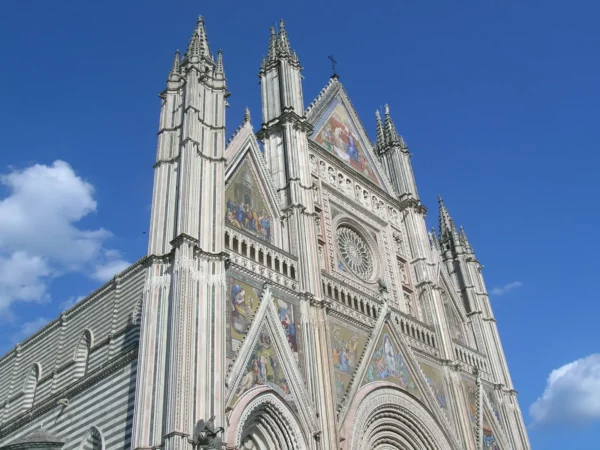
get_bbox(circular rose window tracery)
[336,226,374,280]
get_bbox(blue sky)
[1,0,598,448]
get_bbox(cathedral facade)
[0,16,530,450]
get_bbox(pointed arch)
[73,329,93,380]
[79,426,104,450]
[226,390,309,450]
[22,363,41,410]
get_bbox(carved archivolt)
[346,387,454,450]
[232,391,309,450]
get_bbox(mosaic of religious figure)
[485,386,503,428]
[225,162,272,242]
[462,379,478,423]
[363,327,420,399]
[482,427,500,450]
[313,99,382,186]
[276,299,298,353]
[235,328,292,404]
[420,362,449,413]
[329,322,368,402]
[227,277,261,355]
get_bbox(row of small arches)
[393,315,437,349]
[225,231,296,280]
[18,330,92,412]
[323,282,378,319]
[455,347,489,373]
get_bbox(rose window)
[336,226,374,279]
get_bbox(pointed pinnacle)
[460,226,474,254]
[278,18,292,56]
[196,15,212,60]
[243,107,251,124]
[375,110,386,150]
[383,104,400,145]
[168,50,181,81]
[215,49,224,75]
[268,27,277,62]
[438,196,455,240]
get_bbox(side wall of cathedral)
[0,259,147,450]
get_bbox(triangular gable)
[327,316,370,404]
[336,307,460,447]
[307,81,393,193]
[225,147,281,244]
[359,323,422,399]
[226,288,318,431]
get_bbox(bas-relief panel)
[313,98,382,187]
[232,326,293,407]
[361,325,421,399]
[419,361,450,414]
[225,161,272,242]
[328,318,369,403]
[227,275,262,358]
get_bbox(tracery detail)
[337,226,374,280]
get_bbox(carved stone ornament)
[336,226,374,281]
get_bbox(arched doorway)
[343,385,455,450]
[227,390,309,450]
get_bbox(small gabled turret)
[243,106,251,124]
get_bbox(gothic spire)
[168,50,181,82]
[375,110,386,151]
[196,16,212,60]
[430,227,441,251]
[243,106,251,124]
[267,27,278,62]
[384,104,400,145]
[277,19,292,56]
[438,195,457,241]
[184,16,212,63]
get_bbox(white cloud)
[58,295,85,312]
[92,257,130,282]
[490,281,523,296]
[0,161,130,314]
[530,354,600,427]
[11,317,50,344]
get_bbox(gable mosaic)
[225,161,272,242]
[313,98,382,187]
[361,325,421,399]
[419,361,450,415]
[232,325,293,407]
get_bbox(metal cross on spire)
[328,55,339,79]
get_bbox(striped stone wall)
[0,257,149,450]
